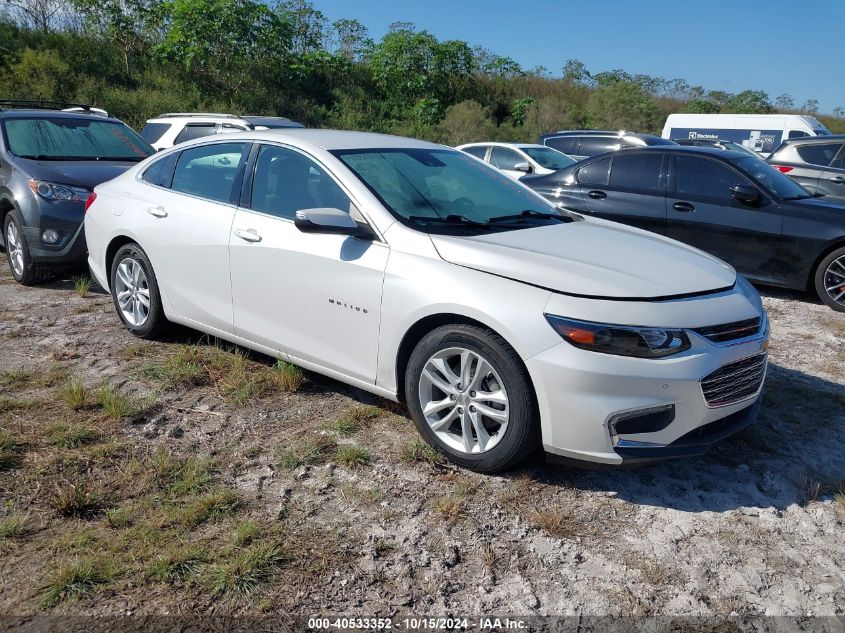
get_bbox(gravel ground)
[0,255,843,620]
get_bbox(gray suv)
[538,130,676,161]
[0,102,154,284]
[767,135,845,202]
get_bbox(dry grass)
[434,496,464,523]
[39,557,116,607]
[47,423,99,448]
[96,384,139,420]
[0,369,32,388]
[148,546,207,583]
[177,487,239,528]
[275,360,304,392]
[52,482,101,518]
[275,435,337,469]
[0,513,28,539]
[798,473,822,505]
[400,438,444,465]
[836,492,845,521]
[0,430,22,470]
[72,276,93,298]
[209,541,287,598]
[57,375,87,410]
[335,444,370,468]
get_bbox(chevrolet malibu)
[84,130,769,472]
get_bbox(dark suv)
[538,130,676,161]
[767,135,845,202]
[0,102,154,284]
[521,146,845,312]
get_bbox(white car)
[140,113,303,151]
[457,142,577,180]
[84,130,769,472]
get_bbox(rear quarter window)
[577,157,611,186]
[140,122,172,144]
[141,152,179,188]
[544,136,579,155]
[796,143,843,167]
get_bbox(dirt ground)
[0,253,843,620]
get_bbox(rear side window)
[544,136,579,155]
[577,158,611,186]
[141,152,178,188]
[171,142,247,204]
[462,146,487,159]
[489,147,523,170]
[140,122,171,144]
[796,143,843,167]
[788,130,810,139]
[577,137,620,157]
[174,124,217,145]
[609,154,663,192]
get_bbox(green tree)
[586,81,662,132]
[801,99,819,115]
[725,90,773,113]
[684,99,720,114]
[436,100,495,145]
[0,47,70,99]
[561,59,591,85]
[775,93,794,110]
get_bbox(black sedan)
[521,146,845,312]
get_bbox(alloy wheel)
[418,346,510,454]
[6,221,24,277]
[114,257,151,326]
[823,255,845,307]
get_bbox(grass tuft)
[0,369,32,388]
[148,547,207,583]
[47,423,99,448]
[234,520,260,546]
[275,360,304,393]
[97,384,138,420]
[58,375,87,410]
[72,275,93,298]
[434,496,464,523]
[209,542,286,598]
[104,506,134,529]
[39,558,114,607]
[0,513,28,539]
[52,482,101,517]
[0,431,22,470]
[275,436,337,470]
[400,438,444,465]
[179,487,239,528]
[336,444,370,468]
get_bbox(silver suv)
[140,113,303,151]
[538,130,676,161]
[767,135,845,202]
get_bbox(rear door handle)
[146,206,167,218]
[673,201,695,213]
[234,228,262,243]
[828,176,845,184]
[587,190,607,200]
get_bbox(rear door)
[489,146,527,179]
[542,136,581,159]
[817,145,845,200]
[793,142,844,195]
[577,153,668,234]
[666,155,782,281]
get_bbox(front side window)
[3,117,153,160]
[174,124,217,144]
[796,143,843,167]
[522,147,577,170]
[250,145,350,220]
[577,158,611,186]
[673,156,751,202]
[489,147,523,170]
[609,154,663,191]
[171,142,247,204]
[332,148,564,234]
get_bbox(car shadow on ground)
[517,362,845,513]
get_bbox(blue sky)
[314,0,844,115]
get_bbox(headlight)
[545,314,691,358]
[28,179,89,203]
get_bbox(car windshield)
[333,148,568,233]
[734,155,812,200]
[3,117,154,160]
[521,147,577,170]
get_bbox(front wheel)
[404,324,540,473]
[109,243,167,338]
[4,212,53,285]
[815,247,845,313]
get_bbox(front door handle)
[146,206,167,218]
[234,228,262,243]
[587,190,607,200]
[673,201,695,213]
[828,176,845,184]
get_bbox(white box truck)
[662,113,831,156]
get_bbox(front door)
[666,155,782,282]
[228,143,388,384]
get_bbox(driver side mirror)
[294,207,372,238]
[730,183,761,205]
[514,162,533,174]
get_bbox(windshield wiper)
[408,214,490,228]
[488,209,567,223]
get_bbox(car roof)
[782,134,845,143]
[173,128,445,152]
[458,142,547,150]
[542,130,661,138]
[242,115,303,127]
[0,109,123,123]
[585,145,750,160]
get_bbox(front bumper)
[24,221,87,264]
[526,319,768,465]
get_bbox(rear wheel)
[815,246,845,313]
[404,324,540,473]
[109,243,167,338]
[4,212,53,285]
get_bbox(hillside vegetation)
[1,0,843,143]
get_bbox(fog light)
[42,229,60,244]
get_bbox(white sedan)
[456,142,577,180]
[84,130,768,472]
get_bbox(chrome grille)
[694,317,761,343]
[701,353,767,408]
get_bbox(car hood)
[430,218,737,299]
[15,158,140,189]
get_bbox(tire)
[404,324,540,473]
[3,211,53,285]
[109,243,167,338]
[814,246,845,313]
